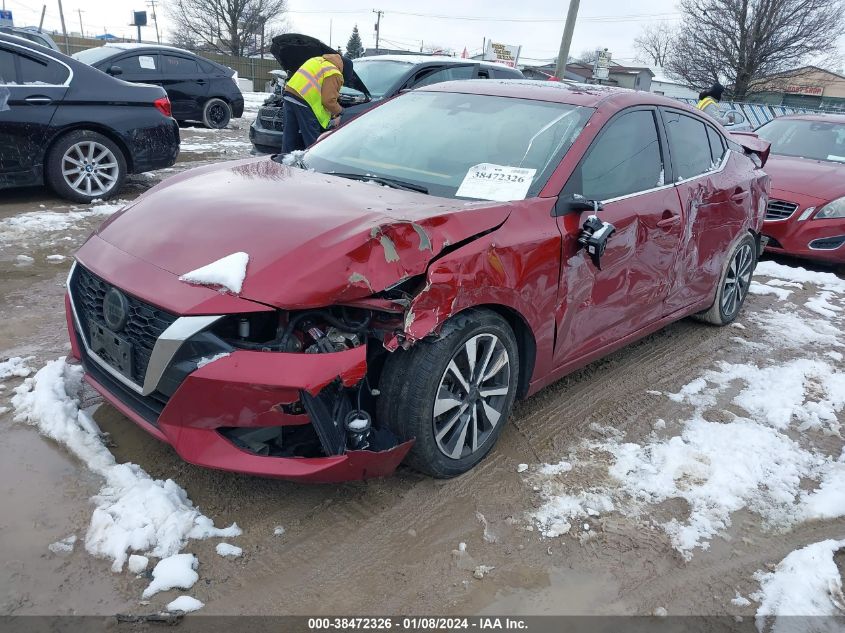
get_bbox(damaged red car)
[66,80,770,482]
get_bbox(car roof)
[358,54,520,70]
[770,113,845,124]
[101,42,195,56]
[0,31,60,53]
[419,78,691,109]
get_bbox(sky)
[4,0,844,69]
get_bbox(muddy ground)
[0,102,843,618]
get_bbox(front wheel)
[696,233,757,325]
[45,130,126,203]
[378,309,519,478]
[202,98,231,129]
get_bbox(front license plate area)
[89,322,134,379]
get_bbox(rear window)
[163,55,199,74]
[73,46,122,66]
[664,111,715,179]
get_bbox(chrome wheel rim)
[722,243,753,318]
[433,333,511,460]
[62,141,118,197]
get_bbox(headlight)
[815,197,845,219]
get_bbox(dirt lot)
[1,97,843,619]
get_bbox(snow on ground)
[0,356,34,380]
[179,139,253,153]
[241,91,269,119]
[48,534,77,554]
[128,554,148,574]
[215,543,243,558]
[11,359,241,577]
[142,553,199,599]
[0,201,124,244]
[752,539,845,630]
[166,595,205,613]
[529,262,845,560]
[179,252,249,294]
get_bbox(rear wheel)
[378,309,519,478]
[45,130,126,203]
[202,98,231,129]
[696,233,757,325]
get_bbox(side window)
[119,54,159,73]
[492,67,520,79]
[19,53,68,84]
[664,111,714,179]
[163,55,199,74]
[707,125,726,164]
[413,65,473,88]
[564,109,664,201]
[0,48,16,84]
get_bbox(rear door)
[112,52,162,86]
[553,107,684,367]
[160,54,208,120]
[660,108,755,312]
[0,43,68,184]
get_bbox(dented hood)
[95,157,510,308]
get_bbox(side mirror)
[552,193,603,217]
[107,65,123,76]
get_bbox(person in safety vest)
[282,53,353,152]
[696,82,737,126]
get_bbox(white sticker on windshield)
[827,154,845,162]
[138,55,156,70]
[456,163,537,202]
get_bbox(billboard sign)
[0,10,13,27]
[484,41,521,67]
[781,84,824,96]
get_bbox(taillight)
[154,96,172,117]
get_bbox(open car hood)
[271,33,371,98]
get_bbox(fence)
[52,34,277,92]
[677,97,842,128]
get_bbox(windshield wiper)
[327,172,428,194]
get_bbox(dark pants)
[282,98,323,153]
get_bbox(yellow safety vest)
[287,57,343,128]
[697,96,717,111]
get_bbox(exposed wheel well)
[473,304,536,399]
[44,125,133,173]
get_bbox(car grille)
[70,265,177,386]
[258,105,284,131]
[765,199,798,221]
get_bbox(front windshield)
[73,46,120,65]
[353,59,412,98]
[755,118,845,163]
[304,91,592,200]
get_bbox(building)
[649,67,698,99]
[519,61,654,90]
[748,66,845,110]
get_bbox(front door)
[553,107,684,367]
[0,44,68,185]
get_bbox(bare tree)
[169,0,288,57]
[665,0,845,99]
[576,49,598,64]
[633,24,675,67]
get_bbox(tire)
[45,130,127,203]
[202,98,231,129]
[695,233,757,326]
[377,309,520,478]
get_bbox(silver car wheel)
[61,141,119,198]
[433,333,511,460]
[721,242,754,317]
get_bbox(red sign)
[781,84,824,96]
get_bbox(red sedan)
[66,81,769,482]
[756,114,845,264]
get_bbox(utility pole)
[147,0,161,43]
[57,0,70,54]
[373,9,382,52]
[77,8,84,37]
[554,0,580,79]
[38,5,46,31]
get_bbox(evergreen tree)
[346,25,364,59]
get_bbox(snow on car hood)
[763,154,845,201]
[95,157,511,308]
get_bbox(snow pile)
[752,539,845,626]
[216,543,243,558]
[179,252,249,294]
[128,554,149,574]
[533,490,614,538]
[0,202,124,243]
[48,534,77,554]
[748,281,792,301]
[0,356,34,380]
[142,554,199,599]
[12,359,241,574]
[166,595,204,613]
[754,261,845,294]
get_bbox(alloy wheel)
[721,243,754,318]
[208,103,228,127]
[433,333,512,460]
[61,141,119,198]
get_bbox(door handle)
[656,212,680,228]
[25,96,52,105]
